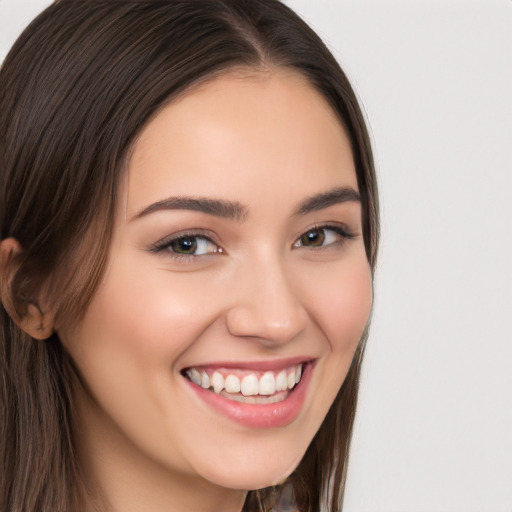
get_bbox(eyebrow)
[132,186,360,222]
[293,187,361,215]
[133,196,248,221]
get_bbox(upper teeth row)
[186,365,303,396]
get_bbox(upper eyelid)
[296,223,355,238]
[157,229,217,243]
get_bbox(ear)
[0,237,55,340]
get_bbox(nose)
[225,256,308,346]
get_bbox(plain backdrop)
[1,1,511,511]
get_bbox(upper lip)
[181,356,314,372]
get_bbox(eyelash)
[151,224,355,261]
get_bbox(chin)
[195,448,305,491]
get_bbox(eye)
[170,235,218,255]
[293,225,353,249]
[151,233,223,257]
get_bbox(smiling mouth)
[182,364,304,405]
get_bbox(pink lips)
[184,360,313,429]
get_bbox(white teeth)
[241,374,259,396]
[275,370,288,392]
[201,372,210,389]
[287,371,296,390]
[295,365,302,384]
[259,372,276,395]
[211,371,224,394]
[187,364,305,396]
[187,368,202,386]
[224,374,241,393]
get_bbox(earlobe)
[18,303,55,340]
[0,237,55,340]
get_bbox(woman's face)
[60,69,372,503]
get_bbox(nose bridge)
[225,249,308,344]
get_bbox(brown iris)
[171,236,198,254]
[299,228,325,247]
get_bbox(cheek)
[59,259,230,473]
[60,254,221,427]
[303,255,372,399]
[309,257,373,351]
[81,257,222,365]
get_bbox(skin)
[56,68,373,512]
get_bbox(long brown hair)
[0,1,379,511]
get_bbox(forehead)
[124,68,357,217]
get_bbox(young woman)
[0,1,379,511]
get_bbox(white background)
[1,1,511,511]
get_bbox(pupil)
[173,237,197,254]
[302,229,324,246]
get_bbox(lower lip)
[185,363,313,429]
